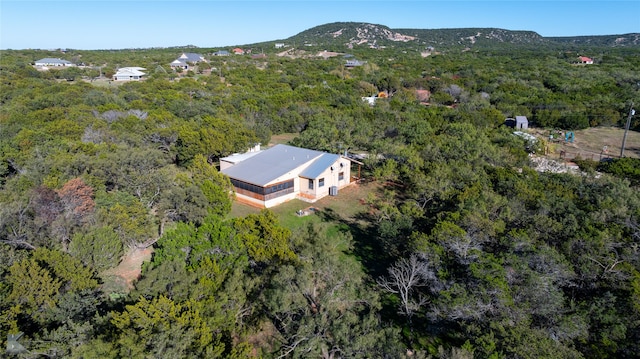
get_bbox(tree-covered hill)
[278,22,640,51]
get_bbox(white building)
[34,58,74,67]
[221,144,354,208]
[113,67,146,81]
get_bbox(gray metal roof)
[179,53,205,62]
[299,153,340,179]
[221,144,329,186]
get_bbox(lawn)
[228,181,382,256]
[229,181,379,225]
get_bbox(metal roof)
[114,68,146,76]
[35,58,72,64]
[221,144,328,186]
[179,53,205,62]
[220,150,263,164]
[299,153,340,179]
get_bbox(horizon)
[2,1,639,51]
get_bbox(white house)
[113,67,146,81]
[362,96,377,106]
[170,53,207,70]
[34,58,74,67]
[221,144,353,208]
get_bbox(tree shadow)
[317,207,393,279]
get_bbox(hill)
[278,21,640,50]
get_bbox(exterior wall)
[113,75,142,81]
[515,117,528,129]
[264,191,299,208]
[220,160,235,171]
[298,158,351,202]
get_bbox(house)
[113,67,146,81]
[345,59,365,67]
[34,58,74,67]
[221,144,353,208]
[578,56,594,64]
[232,48,245,55]
[170,53,206,70]
[275,43,285,49]
[505,116,528,129]
[212,50,230,56]
[362,96,377,106]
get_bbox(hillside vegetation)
[1,22,640,358]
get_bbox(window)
[308,179,314,190]
[319,178,325,187]
[338,172,344,181]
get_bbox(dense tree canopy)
[1,41,639,358]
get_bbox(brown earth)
[102,247,153,292]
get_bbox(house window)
[308,179,314,190]
[338,172,344,181]
[319,178,325,187]
[265,179,294,197]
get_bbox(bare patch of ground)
[529,126,640,161]
[102,247,153,293]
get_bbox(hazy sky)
[1,0,639,50]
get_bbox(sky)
[1,0,639,50]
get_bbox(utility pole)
[620,102,635,157]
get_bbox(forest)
[1,28,640,358]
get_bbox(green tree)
[264,224,402,357]
[189,154,234,217]
[232,209,295,265]
[69,226,124,272]
[111,296,224,358]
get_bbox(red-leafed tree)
[56,178,95,222]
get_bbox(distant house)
[212,50,230,56]
[113,67,146,81]
[505,116,529,129]
[170,52,206,70]
[232,48,245,55]
[345,59,365,67]
[362,96,377,106]
[275,43,285,49]
[34,58,74,67]
[578,56,594,64]
[221,144,353,208]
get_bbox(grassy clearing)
[228,181,383,262]
[268,133,298,146]
[229,182,379,226]
[530,126,640,160]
